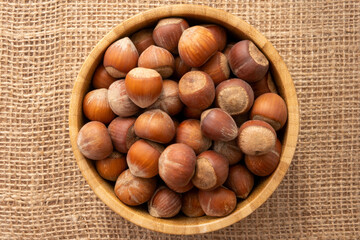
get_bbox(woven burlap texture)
[0,0,359,239]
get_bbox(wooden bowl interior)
[69,5,299,235]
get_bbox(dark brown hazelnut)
[225,164,254,199]
[181,188,205,217]
[200,108,238,141]
[192,150,229,191]
[228,40,269,83]
[182,106,203,120]
[174,56,191,79]
[153,18,189,54]
[130,28,155,54]
[108,117,138,153]
[198,186,237,217]
[245,139,282,176]
[148,186,182,218]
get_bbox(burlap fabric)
[0,0,359,239]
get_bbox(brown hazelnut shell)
[77,121,113,160]
[215,78,254,115]
[114,169,157,206]
[134,109,175,144]
[191,150,229,191]
[228,40,269,83]
[250,93,287,131]
[95,151,127,181]
[158,143,196,188]
[225,164,254,199]
[198,186,237,217]
[83,88,115,124]
[108,117,138,153]
[181,188,205,217]
[200,108,238,141]
[237,120,277,156]
[245,139,282,176]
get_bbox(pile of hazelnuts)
[77,17,288,218]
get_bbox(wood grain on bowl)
[69,4,299,235]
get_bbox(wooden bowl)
[69,5,299,235]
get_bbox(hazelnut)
[237,120,277,156]
[225,164,254,199]
[130,28,155,54]
[83,88,115,124]
[223,42,235,60]
[245,139,282,176]
[108,80,140,117]
[114,169,157,206]
[95,151,127,181]
[249,72,278,98]
[108,117,138,153]
[166,181,194,193]
[213,140,243,165]
[199,52,230,85]
[250,93,287,131]
[103,37,139,78]
[178,71,215,110]
[202,24,227,51]
[138,45,175,79]
[178,26,218,67]
[126,139,164,178]
[215,78,254,115]
[92,64,116,89]
[125,67,163,108]
[148,186,182,218]
[153,18,189,54]
[232,112,249,127]
[159,143,196,188]
[200,108,238,141]
[147,80,183,116]
[228,40,269,83]
[198,186,237,217]
[192,150,229,191]
[175,119,212,155]
[181,188,205,217]
[134,109,175,144]
[174,56,191,79]
[77,121,113,160]
[182,106,203,119]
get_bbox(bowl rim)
[69,4,299,235]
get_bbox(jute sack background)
[0,0,359,239]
